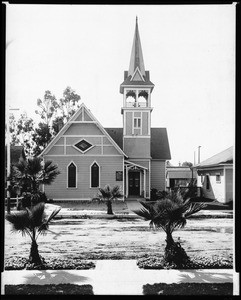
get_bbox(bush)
[20,191,47,208]
[150,189,168,201]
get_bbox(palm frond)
[46,206,61,223]
[132,207,153,221]
[42,160,60,185]
[184,202,207,218]
[30,202,46,227]
[27,157,42,175]
[97,185,111,199]
[6,211,31,232]
[111,185,123,199]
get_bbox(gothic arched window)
[91,162,99,188]
[68,162,77,188]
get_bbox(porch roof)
[124,160,148,170]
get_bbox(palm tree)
[10,156,60,206]
[94,185,123,215]
[6,202,61,266]
[133,190,206,265]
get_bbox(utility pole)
[198,146,201,164]
[194,151,196,166]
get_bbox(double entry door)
[128,171,140,196]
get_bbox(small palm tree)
[133,190,206,265]
[10,156,60,206]
[93,185,123,215]
[6,202,61,266]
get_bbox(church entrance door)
[128,171,140,196]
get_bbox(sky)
[5,3,235,166]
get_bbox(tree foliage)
[6,202,61,266]
[133,189,206,265]
[93,185,123,215]
[9,87,81,156]
[10,156,60,206]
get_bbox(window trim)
[134,117,141,129]
[67,161,77,189]
[73,138,94,154]
[90,161,100,188]
[216,174,221,183]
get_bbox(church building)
[40,18,171,201]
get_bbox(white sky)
[5,4,235,165]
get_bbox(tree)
[32,87,81,154]
[57,86,81,123]
[10,156,60,206]
[32,123,52,156]
[9,113,35,156]
[35,90,58,128]
[133,190,206,266]
[182,161,193,167]
[6,202,61,266]
[93,185,123,215]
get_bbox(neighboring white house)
[194,146,233,204]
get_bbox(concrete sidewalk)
[1,260,236,295]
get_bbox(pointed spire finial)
[128,17,145,77]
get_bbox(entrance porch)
[124,160,149,199]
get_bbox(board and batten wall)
[151,160,166,191]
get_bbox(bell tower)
[120,17,155,159]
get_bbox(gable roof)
[105,127,171,160]
[195,146,233,168]
[40,103,127,157]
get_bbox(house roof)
[105,127,171,160]
[195,146,233,168]
[40,103,127,157]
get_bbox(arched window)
[68,162,77,188]
[91,162,99,188]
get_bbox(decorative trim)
[67,161,77,189]
[45,154,123,157]
[63,135,106,137]
[130,67,145,82]
[72,138,95,154]
[123,135,150,138]
[90,161,100,188]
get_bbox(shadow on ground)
[21,270,90,285]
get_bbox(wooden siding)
[151,160,166,191]
[63,123,103,135]
[225,168,233,203]
[142,112,148,135]
[66,136,102,145]
[126,112,132,135]
[66,146,101,155]
[55,137,64,145]
[124,137,150,158]
[44,156,123,200]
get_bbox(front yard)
[5,204,233,263]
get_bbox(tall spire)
[128,17,145,77]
